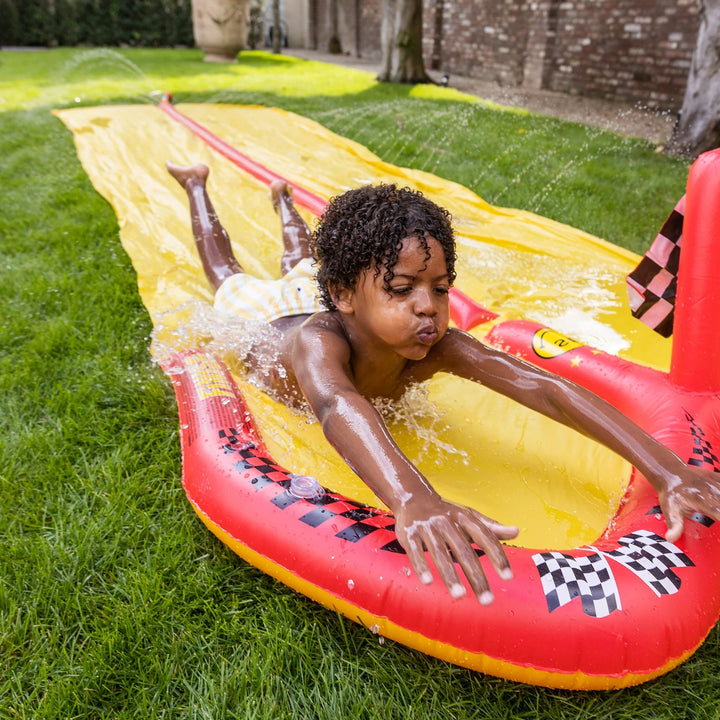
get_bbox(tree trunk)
[378,0,430,84]
[666,0,720,157]
[328,0,342,54]
[271,0,281,53]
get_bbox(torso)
[250,311,450,406]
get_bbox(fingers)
[395,524,434,587]
[423,524,484,601]
[664,520,683,544]
[661,496,685,544]
[660,467,720,543]
[398,510,515,604]
[460,514,514,583]
[483,520,520,541]
[399,522,469,597]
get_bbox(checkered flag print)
[218,427,256,453]
[626,195,685,338]
[684,410,720,471]
[533,551,620,618]
[223,435,405,554]
[604,530,694,596]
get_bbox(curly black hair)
[310,184,456,311]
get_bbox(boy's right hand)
[393,493,518,603]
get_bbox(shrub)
[0,0,193,47]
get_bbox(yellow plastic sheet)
[56,103,669,548]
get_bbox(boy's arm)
[434,328,720,541]
[292,320,517,604]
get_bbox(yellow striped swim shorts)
[213,257,324,324]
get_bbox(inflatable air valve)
[288,474,327,501]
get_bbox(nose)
[414,287,437,316]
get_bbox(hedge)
[0,0,193,48]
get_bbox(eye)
[390,286,412,295]
[434,286,450,295]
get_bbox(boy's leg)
[270,180,313,276]
[166,162,243,292]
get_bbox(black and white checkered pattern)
[219,427,256,454]
[684,410,720,471]
[533,550,620,618]
[604,530,694,596]
[222,433,405,554]
[535,529,697,616]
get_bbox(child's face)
[344,235,451,361]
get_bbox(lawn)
[2,47,716,719]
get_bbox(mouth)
[417,325,439,345]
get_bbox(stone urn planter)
[191,0,250,62]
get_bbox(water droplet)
[347,579,355,590]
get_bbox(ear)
[329,283,355,314]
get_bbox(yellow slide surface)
[56,103,670,549]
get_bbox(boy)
[167,161,720,605]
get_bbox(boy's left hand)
[655,464,720,542]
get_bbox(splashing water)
[459,243,630,354]
[50,48,163,108]
[374,385,470,467]
[152,297,475,471]
[312,100,639,215]
[151,299,287,389]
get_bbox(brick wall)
[424,0,532,87]
[307,0,699,111]
[420,0,698,110]
[540,0,698,108]
[423,0,698,110]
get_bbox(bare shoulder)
[293,311,350,353]
[248,312,350,403]
[289,312,360,403]
[297,310,346,333]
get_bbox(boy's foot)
[270,179,293,213]
[166,161,209,189]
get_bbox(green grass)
[1,47,715,718]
